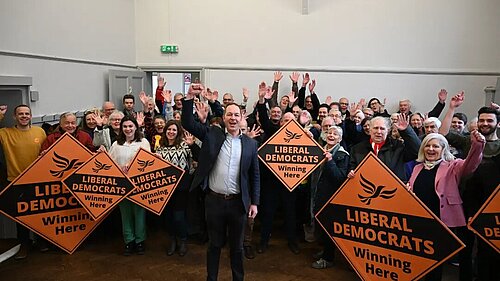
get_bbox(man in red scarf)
[349,115,421,182]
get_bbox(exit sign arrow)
[161,45,179,54]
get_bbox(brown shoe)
[14,243,29,260]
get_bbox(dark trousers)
[320,232,336,262]
[260,183,297,245]
[205,193,246,281]
[477,238,500,281]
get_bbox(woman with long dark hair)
[155,120,199,256]
[109,116,151,255]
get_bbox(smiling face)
[410,114,423,128]
[122,120,137,140]
[85,114,97,129]
[423,138,444,162]
[166,123,178,143]
[451,117,465,133]
[280,96,289,108]
[370,118,388,144]
[353,111,364,125]
[318,107,328,121]
[478,113,499,137]
[270,106,282,122]
[305,96,313,110]
[14,106,32,128]
[61,114,77,134]
[326,128,341,147]
[224,104,242,135]
[154,118,166,133]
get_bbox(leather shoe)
[124,241,135,256]
[288,242,300,255]
[178,240,187,257]
[256,243,268,254]
[167,239,176,256]
[135,242,145,255]
[244,246,255,259]
[14,243,29,260]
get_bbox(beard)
[320,131,327,142]
[479,125,496,137]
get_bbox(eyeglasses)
[174,99,182,102]
[110,118,122,122]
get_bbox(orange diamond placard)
[126,148,185,215]
[0,133,102,254]
[62,151,137,220]
[315,153,465,281]
[258,119,325,191]
[468,184,500,253]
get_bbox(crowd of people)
[0,71,499,281]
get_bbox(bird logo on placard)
[50,152,84,178]
[92,159,112,173]
[357,174,396,205]
[284,129,302,143]
[137,159,154,172]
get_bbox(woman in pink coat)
[409,131,485,281]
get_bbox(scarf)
[423,159,443,170]
[370,138,385,156]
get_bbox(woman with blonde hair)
[408,131,485,280]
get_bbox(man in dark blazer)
[181,84,260,281]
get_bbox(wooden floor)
[0,228,459,281]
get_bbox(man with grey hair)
[349,115,421,181]
[423,117,441,136]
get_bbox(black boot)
[124,241,135,256]
[178,240,187,257]
[167,237,176,256]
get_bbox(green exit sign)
[161,45,179,54]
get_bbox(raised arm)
[427,89,447,118]
[439,91,464,135]
[181,85,209,141]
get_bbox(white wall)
[0,0,136,117]
[135,0,500,118]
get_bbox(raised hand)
[157,76,165,88]
[490,102,500,110]
[264,86,274,100]
[258,82,267,102]
[302,73,310,86]
[288,91,297,105]
[242,87,249,102]
[308,79,316,93]
[161,89,172,103]
[359,98,366,108]
[289,72,300,83]
[394,113,409,131]
[92,113,104,127]
[139,91,148,106]
[183,131,195,145]
[136,111,145,128]
[450,91,465,108]
[348,102,357,114]
[246,124,262,139]
[0,105,7,116]
[325,96,332,105]
[438,89,448,103]
[195,101,209,123]
[274,71,283,82]
[204,89,216,103]
[187,83,203,100]
[471,130,486,144]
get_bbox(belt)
[208,190,241,200]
